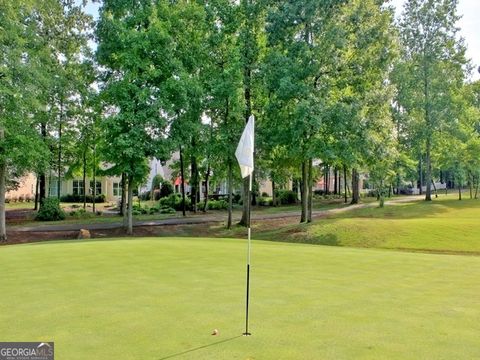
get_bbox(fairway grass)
[254,196,480,253]
[1,237,480,359]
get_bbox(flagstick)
[243,173,253,336]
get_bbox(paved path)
[10,196,424,233]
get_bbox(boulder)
[77,229,91,239]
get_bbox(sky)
[83,0,479,80]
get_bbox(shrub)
[159,180,174,199]
[36,198,66,221]
[60,194,106,203]
[207,199,228,210]
[159,193,191,211]
[275,190,297,204]
[261,192,269,197]
[132,204,148,214]
[258,197,273,206]
[69,208,96,219]
[159,206,176,214]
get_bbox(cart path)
[10,196,424,233]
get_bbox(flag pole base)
[242,332,252,336]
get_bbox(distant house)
[6,173,123,203]
[5,173,36,201]
[45,175,123,202]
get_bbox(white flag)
[235,115,255,179]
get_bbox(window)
[89,181,102,195]
[73,180,84,196]
[49,180,58,197]
[113,182,122,197]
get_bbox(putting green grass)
[1,237,480,359]
[256,195,480,253]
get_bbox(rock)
[77,229,91,239]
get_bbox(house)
[5,173,36,201]
[46,175,123,202]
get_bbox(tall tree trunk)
[57,110,62,200]
[83,148,87,210]
[240,45,252,227]
[325,165,330,194]
[300,161,308,222]
[203,119,214,212]
[333,168,338,195]
[227,161,233,229]
[190,139,198,213]
[469,173,473,199]
[458,183,462,201]
[271,179,276,207]
[418,155,423,195]
[0,129,6,242]
[202,164,210,212]
[92,145,96,213]
[122,174,128,228]
[351,168,360,205]
[343,165,348,204]
[379,180,385,208]
[323,164,327,194]
[121,172,127,218]
[39,122,47,205]
[423,59,432,201]
[127,175,134,235]
[251,174,257,206]
[179,145,186,217]
[307,158,313,223]
[474,175,479,199]
[425,140,432,201]
[34,176,39,211]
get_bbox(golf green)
[1,237,479,359]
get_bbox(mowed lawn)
[1,237,480,359]
[255,195,480,253]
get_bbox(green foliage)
[207,200,228,210]
[69,208,95,219]
[36,198,66,221]
[258,197,273,206]
[275,190,297,205]
[159,180,174,199]
[159,206,176,214]
[159,194,191,211]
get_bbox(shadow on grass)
[158,335,243,360]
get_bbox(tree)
[97,0,171,234]
[396,0,468,201]
[238,0,266,226]
[0,1,61,241]
[203,0,244,229]
[264,0,347,222]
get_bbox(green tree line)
[1,0,479,240]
